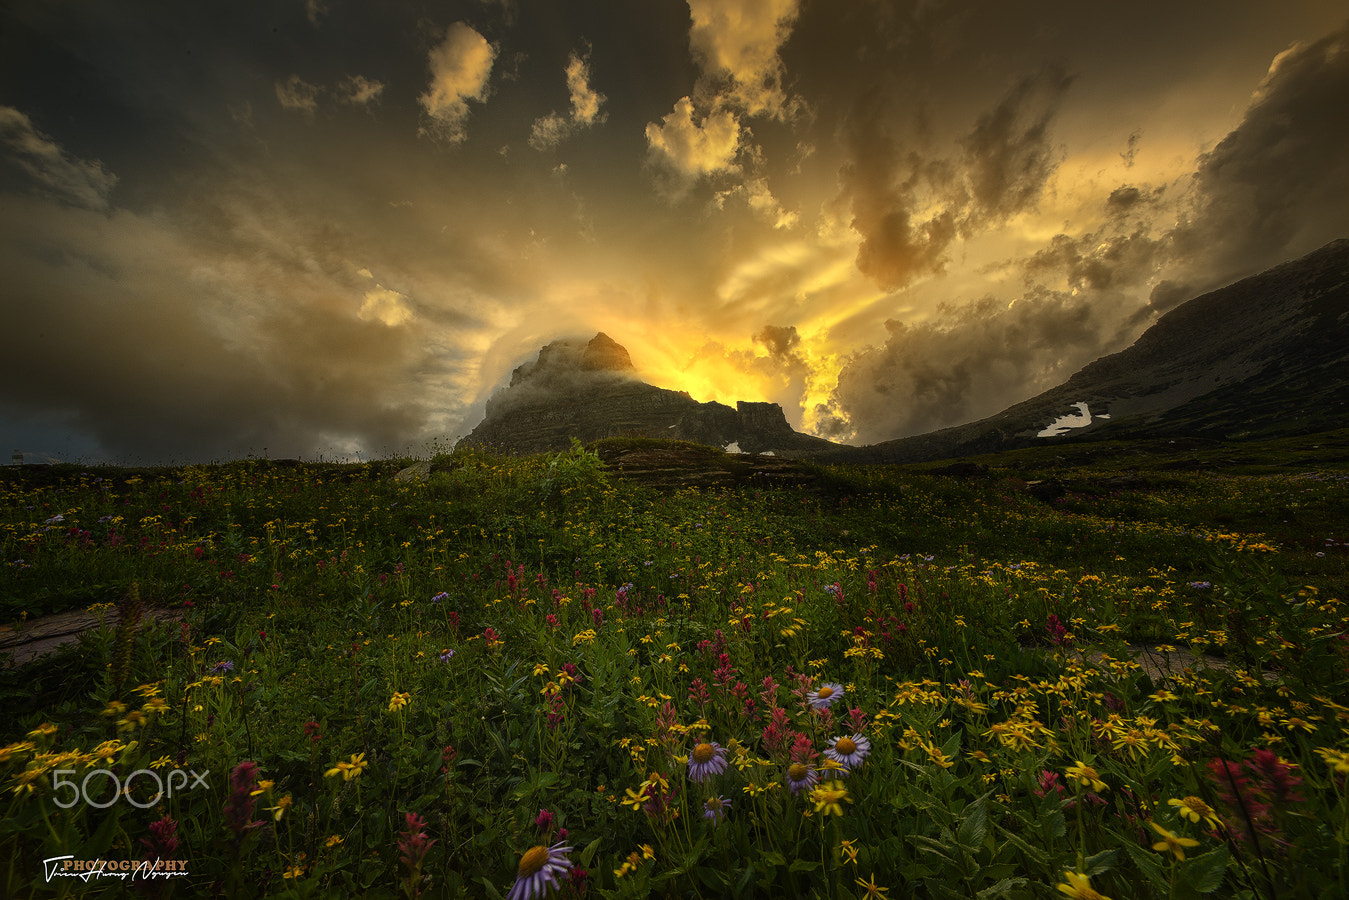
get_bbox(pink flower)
[223,761,264,835]
[140,815,179,858]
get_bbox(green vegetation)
[1,432,1347,898]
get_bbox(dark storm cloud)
[0,107,117,210]
[839,65,1073,291]
[822,291,1117,444]
[1170,22,1349,287]
[750,323,811,403]
[753,323,803,362]
[958,66,1074,231]
[839,98,959,292]
[3,2,1348,461]
[1024,183,1171,296]
[1104,184,1163,217]
[826,20,1349,443]
[0,195,452,462]
[827,169,1173,442]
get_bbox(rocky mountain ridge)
[457,333,837,456]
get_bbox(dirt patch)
[596,445,818,489]
[0,607,182,668]
[1061,642,1274,683]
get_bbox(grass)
[1,432,1347,898]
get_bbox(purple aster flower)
[439,648,456,662]
[786,762,818,794]
[703,795,730,823]
[687,741,728,782]
[807,682,844,709]
[211,660,235,675]
[431,591,450,603]
[824,733,871,770]
[507,841,572,900]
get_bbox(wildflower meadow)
[2,432,1348,898]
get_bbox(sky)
[2,0,1347,463]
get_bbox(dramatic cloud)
[840,102,960,291]
[687,0,801,117]
[0,107,117,210]
[530,51,607,150]
[823,291,1118,444]
[641,0,800,201]
[841,66,1072,291]
[824,22,1349,443]
[959,66,1074,231]
[0,188,468,462]
[1171,23,1349,285]
[419,22,496,142]
[645,97,741,187]
[3,2,1346,462]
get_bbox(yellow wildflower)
[1064,761,1107,792]
[324,753,368,781]
[856,874,889,898]
[270,795,293,821]
[1150,822,1200,860]
[1167,796,1220,828]
[811,780,849,817]
[1057,870,1111,899]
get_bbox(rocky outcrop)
[457,334,838,456]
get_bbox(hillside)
[824,238,1349,464]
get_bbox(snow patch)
[1038,402,1110,437]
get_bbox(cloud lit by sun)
[1,2,1347,461]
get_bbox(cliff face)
[458,333,838,456]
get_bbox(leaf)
[957,799,988,850]
[581,836,602,869]
[991,821,1049,867]
[735,864,755,894]
[788,859,820,873]
[84,807,123,859]
[1082,848,1118,877]
[696,866,723,889]
[1122,836,1171,892]
[976,876,1028,899]
[912,835,956,864]
[1182,845,1229,894]
[475,875,505,898]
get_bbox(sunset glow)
[2,1,1347,461]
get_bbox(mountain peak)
[509,332,635,388]
[581,333,634,373]
[461,333,838,456]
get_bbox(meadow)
[2,432,1348,899]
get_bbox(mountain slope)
[825,238,1349,464]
